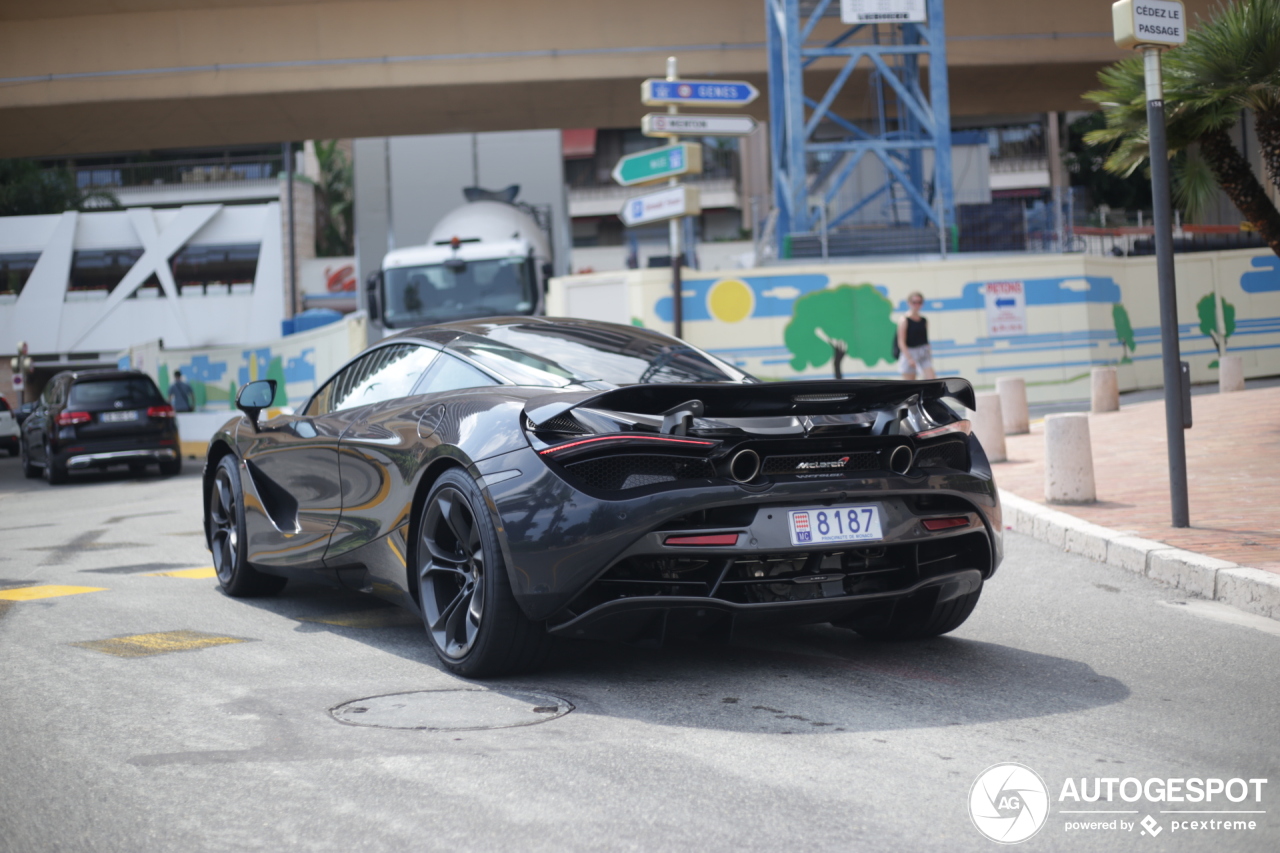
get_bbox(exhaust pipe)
[728,449,761,483]
[888,444,914,475]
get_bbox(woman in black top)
[897,291,935,380]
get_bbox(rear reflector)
[663,533,740,547]
[921,516,970,531]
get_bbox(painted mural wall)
[124,312,367,413]
[548,248,1280,403]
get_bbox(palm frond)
[1172,146,1220,221]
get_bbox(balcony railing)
[65,155,284,190]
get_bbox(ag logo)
[969,763,1050,844]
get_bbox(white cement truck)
[365,192,553,337]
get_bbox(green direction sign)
[611,143,703,187]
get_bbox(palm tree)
[0,159,119,216]
[1083,0,1280,257]
[313,140,354,257]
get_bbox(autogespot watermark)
[968,765,1268,844]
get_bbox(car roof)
[381,316,669,348]
[53,368,155,383]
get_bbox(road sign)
[12,374,23,390]
[840,0,926,24]
[642,113,758,138]
[1113,0,1186,49]
[611,143,703,187]
[641,79,759,108]
[619,185,702,227]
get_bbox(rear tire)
[43,441,67,485]
[415,469,549,678]
[208,455,287,597]
[848,586,982,641]
[20,440,39,479]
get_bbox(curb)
[999,489,1280,622]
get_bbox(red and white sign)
[984,281,1028,337]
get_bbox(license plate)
[788,505,882,546]
[100,410,139,422]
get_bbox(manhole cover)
[330,688,573,731]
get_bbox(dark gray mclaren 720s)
[204,317,1002,676]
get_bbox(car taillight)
[915,420,971,440]
[921,516,970,531]
[147,405,175,418]
[537,434,717,457]
[664,533,740,547]
[56,411,92,426]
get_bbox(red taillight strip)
[921,516,970,531]
[56,410,92,426]
[915,420,971,440]
[147,405,175,418]
[664,533,740,547]
[538,434,716,456]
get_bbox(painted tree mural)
[1196,293,1236,366]
[785,284,897,379]
[1112,303,1136,364]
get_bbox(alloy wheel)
[209,467,239,584]
[419,487,486,660]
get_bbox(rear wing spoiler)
[525,378,975,427]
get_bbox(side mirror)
[365,271,383,322]
[236,380,277,431]
[541,262,554,291]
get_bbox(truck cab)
[366,199,553,334]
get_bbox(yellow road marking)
[298,608,419,629]
[0,585,106,601]
[72,630,248,658]
[146,567,217,578]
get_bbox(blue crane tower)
[765,0,956,259]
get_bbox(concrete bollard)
[972,392,1007,463]
[996,376,1029,435]
[1219,354,1244,393]
[1044,413,1096,504]
[1091,366,1119,413]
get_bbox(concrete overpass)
[0,1,1221,158]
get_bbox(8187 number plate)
[787,505,882,546]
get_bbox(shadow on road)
[227,580,1130,737]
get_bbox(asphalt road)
[1,453,1277,853]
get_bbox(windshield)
[481,324,754,385]
[383,257,535,327]
[68,377,164,410]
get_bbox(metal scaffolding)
[765,0,956,258]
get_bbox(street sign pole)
[1145,46,1190,528]
[666,56,683,340]
[1113,0,1189,527]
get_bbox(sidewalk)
[991,385,1280,617]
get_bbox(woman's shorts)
[899,343,933,374]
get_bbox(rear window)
[0,397,9,411]
[68,377,164,410]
